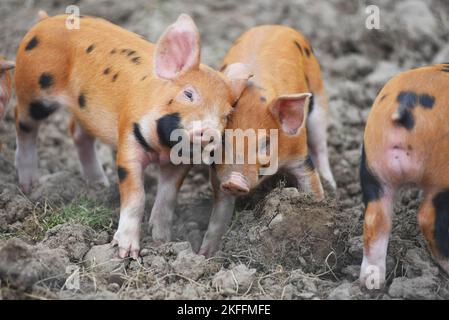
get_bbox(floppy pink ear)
[223,63,253,103]
[154,14,200,80]
[269,93,311,135]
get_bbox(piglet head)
[217,88,311,196]
[0,59,14,120]
[139,14,252,163]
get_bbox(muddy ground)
[1,0,449,300]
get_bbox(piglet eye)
[184,90,193,101]
[177,85,200,104]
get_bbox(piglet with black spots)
[199,25,336,257]
[360,64,449,288]
[14,12,251,259]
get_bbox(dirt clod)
[255,187,338,273]
[41,223,96,262]
[0,238,69,290]
[212,264,256,296]
[388,276,439,299]
[172,250,206,281]
[84,244,126,275]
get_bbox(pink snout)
[221,172,250,196]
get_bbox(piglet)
[359,64,449,288]
[14,12,251,258]
[199,25,336,257]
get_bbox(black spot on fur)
[18,122,32,133]
[168,99,174,105]
[294,41,303,55]
[305,75,310,89]
[141,75,147,81]
[103,68,111,75]
[433,189,449,258]
[39,73,54,89]
[117,166,128,183]
[395,107,415,130]
[397,91,418,109]
[260,96,267,103]
[121,49,129,54]
[394,91,418,130]
[419,94,435,109]
[394,91,434,130]
[86,44,95,53]
[29,100,59,120]
[112,73,119,82]
[360,145,383,206]
[220,64,227,72]
[25,36,39,51]
[78,93,86,108]
[380,94,387,102]
[110,49,117,54]
[131,57,141,65]
[304,154,315,171]
[157,113,181,148]
[308,94,314,115]
[127,50,136,56]
[133,122,153,152]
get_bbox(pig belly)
[71,106,119,146]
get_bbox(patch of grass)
[0,232,18,241]
[41,197,114,233]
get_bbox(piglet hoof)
[198,248,211,258]
[359,268,386,292]
[220,172,250,196]
[87,176,110,189]
[19,179,36,195]
[198,244,217,258]
[434,257,449,276]
[148,221,171,245]
[112,230,140,259]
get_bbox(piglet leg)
[69,118,109,187]
[418,191,449,276]
[359,195,393,290]
[199,167,236,257]
[15,106,39,194]
[307,92,336,188]
[149,163,191,244]
[285,158,324,201]
[113,141,149,259]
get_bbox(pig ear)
[223,63,253,103]
[0,60,15,72]
[154,14,200,80]
[269,93,311,135]
[37,10,49,21]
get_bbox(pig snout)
[220,171,250,196]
